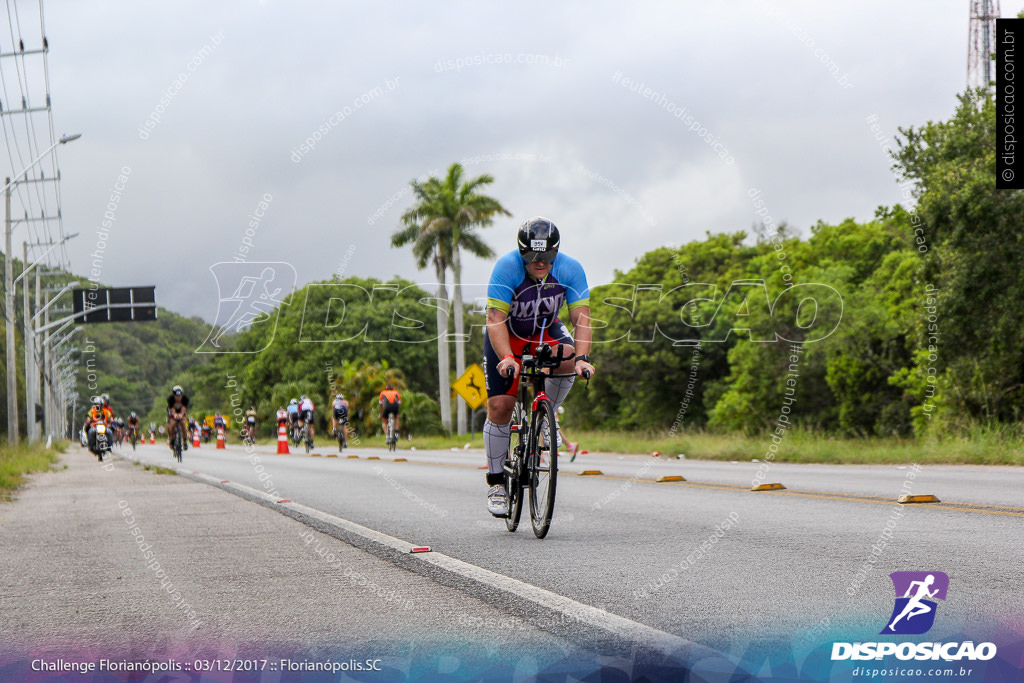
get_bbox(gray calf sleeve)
[545,375,575,413]
[484,419,512,475]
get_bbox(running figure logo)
[197,262,296,354]
[881,571,949,635]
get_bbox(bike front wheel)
[529,398,558,538]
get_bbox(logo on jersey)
[881,571,948,635]
[197,262,296,354]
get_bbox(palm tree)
[391,218,453,432]
[393,163,510,434]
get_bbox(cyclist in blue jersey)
[482,217,596,517]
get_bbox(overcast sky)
[9,0,1018,320]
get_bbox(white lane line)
[181,468,700,657]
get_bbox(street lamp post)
[33,281,77,440]
[4,133,80,442]
[19,233,78,442]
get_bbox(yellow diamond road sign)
[453,364,486,410]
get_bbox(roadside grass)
[140,463,178,475]
[0,441,67,500]
[245,422,1023,465]
[362,428,1023,466]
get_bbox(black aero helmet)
[517,217,560,263]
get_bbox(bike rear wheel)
[387,415,397,451]
[529,398,558,538]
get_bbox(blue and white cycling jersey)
[486,250,590,339]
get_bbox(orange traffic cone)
[150,432,155,444]
[277,423,290,454]
[216,426,226,449]
[193,429,201,448]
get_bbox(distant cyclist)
[276,406,289,429]
[331,393,350,443]
[482,217,595,517]
[213,413,227,440]
[166,385,190,451]
[379,384,401,437]
[243,405,258,441]
[287,398,300,442]
[126,411,140,442]
[111,415,125,447]
[299,395,316,443]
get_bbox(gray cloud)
[37,0,1021,318]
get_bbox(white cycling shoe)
[539,417,562,449]
[487,485,508,517]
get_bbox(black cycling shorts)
[483,320,574,398]
[381,402,399,418]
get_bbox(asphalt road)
[125,438,1024,663]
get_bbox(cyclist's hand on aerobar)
[498,355,519,378]
[575,359,595,380]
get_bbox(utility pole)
[23,242,36,441]
[42,303,49,439]
[968,1,1001,90]
[5,178,18,442]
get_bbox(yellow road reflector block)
[367,456,381,460]
[656,475,686,482]
[326,454,338,458]
[347,455,359,459]
[898,494,941,504]
[751,482,786,491]
[311,453,321,457]
[393,457,407,462]
[579,470,603,476]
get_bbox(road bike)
[385,414,397,452]
[333,420,348,452]
[299,422,313,453]
[241,419,256,447]
[503,341,584,539]
[128,427,139,451]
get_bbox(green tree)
[892,88,1024,425]
[391,217,453,432]
[197,276,444,438]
